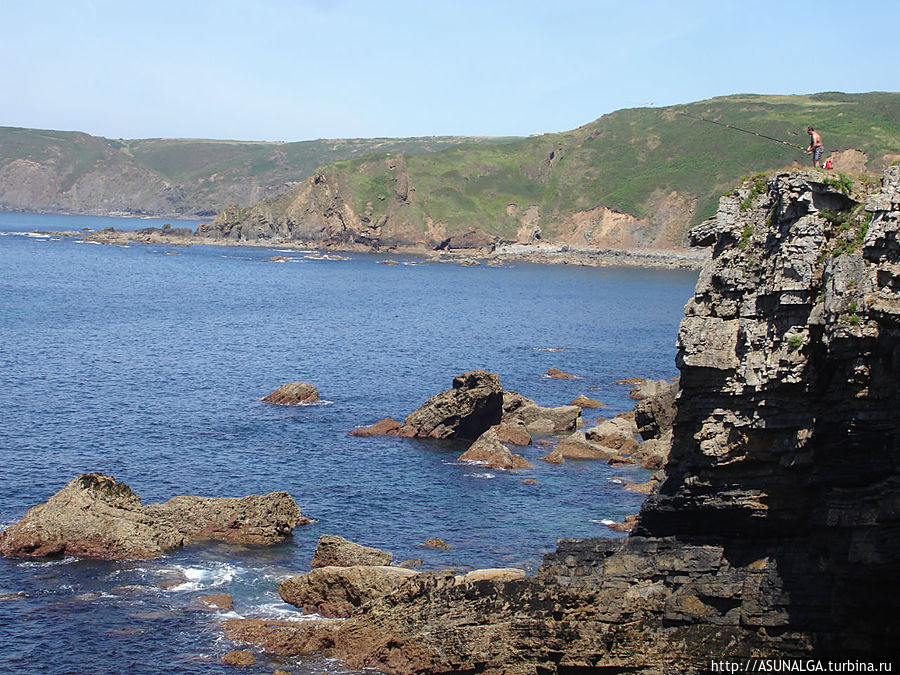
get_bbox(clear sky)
[2,0,897,142]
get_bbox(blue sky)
[2,0,897,141]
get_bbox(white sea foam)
[19,556,79,567]
[607,477,626,485]
[166,562,243,592]
[590,519,618,526]
[466,472,496,480]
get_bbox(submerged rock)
[310,535,392,568]
[262,381,319,405]
[349,418,402,437]
[544,368,576,379]
[222,618,340,657]
[196,593,234,611]
[0,473,301,559]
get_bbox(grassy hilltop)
[214,92,900,250]
[0,128,520,216]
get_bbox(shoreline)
[37,226,709,270]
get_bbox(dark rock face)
[398,370,504,440]
[325,169,900,672]
[0,474,301,559]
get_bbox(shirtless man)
[806,127,824,168]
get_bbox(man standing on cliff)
[806,127,824,168]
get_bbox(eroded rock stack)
[324,168,900,672]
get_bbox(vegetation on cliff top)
[0,127,520,215]
[232,91,900,248]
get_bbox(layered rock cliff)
[324,168,900,672]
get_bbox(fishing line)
[675,110,806,150]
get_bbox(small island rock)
[262,381,319,405]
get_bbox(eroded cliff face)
[328,168,900,673]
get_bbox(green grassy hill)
[211,92,900,250]
[0,128,520,216]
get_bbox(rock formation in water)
[398,370,505,439]
[457,426,532,470]
[261,381,320,405]
[0,473,301,559]
[310,534,393,568]
[317,168,900,672]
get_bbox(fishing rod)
[675,110,806,151]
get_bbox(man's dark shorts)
[814,146,824,164]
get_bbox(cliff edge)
[326,168,900,673]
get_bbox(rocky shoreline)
[35,225,709,270]
[7,167,897,671]
[218,167,899,671]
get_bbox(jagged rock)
[323,169,900,672]
[0,474,301,559]
[222,650,255,666]
[502,391,580,433]
[627,378,672,400]
[279,566,419,618]
[570,394,604,408]
[458,427,531,470]
[310,535,392,568]
[555,430,626,461]
[223,618,341,656]
[633,378,678,440]
[398,370,503,440]
[262,381,319,405]
[350,418,402,437]
[422,538,451,550]
[436,227,496,250]
[493,422,531,446]
[584,415,641,456]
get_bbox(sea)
[0,211,699,674]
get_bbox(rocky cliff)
[196,93,900,253]
[323,168,900,673]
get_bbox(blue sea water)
[0,212,698,674]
